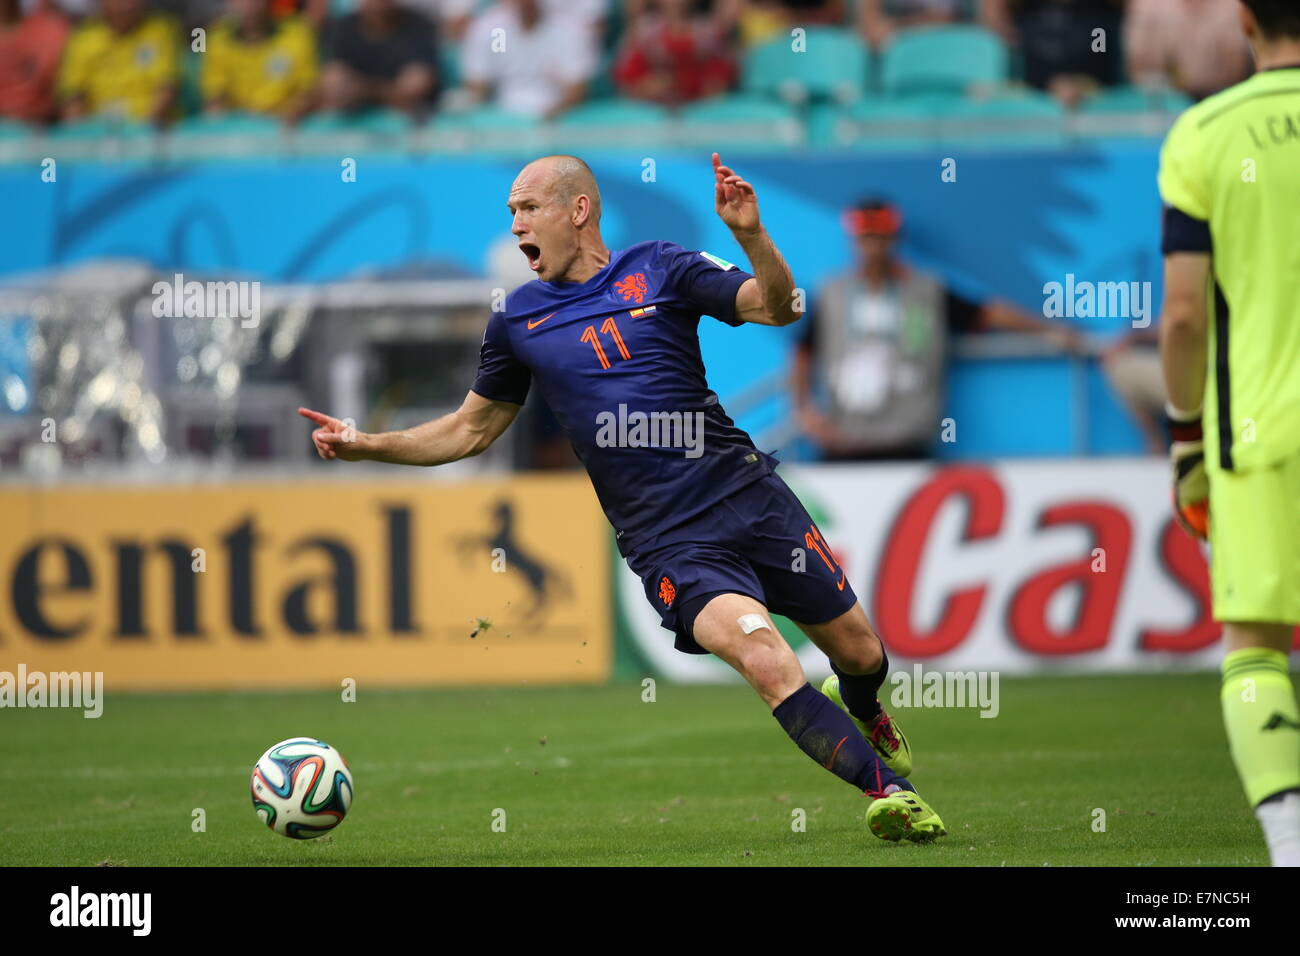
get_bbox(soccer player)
[1158,0,1300,867]
[298,153,947,843]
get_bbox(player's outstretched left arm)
[712,152,801,327]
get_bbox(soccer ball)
[250,736,353,839]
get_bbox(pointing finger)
[298,407,334,427]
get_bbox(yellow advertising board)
[0,474,610,689]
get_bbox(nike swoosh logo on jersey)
[837,574,846,591]
[527,312,556,329]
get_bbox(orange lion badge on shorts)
[657,575,676,607]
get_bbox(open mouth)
[518,242,541,272]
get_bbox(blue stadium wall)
[1,143,1165,458]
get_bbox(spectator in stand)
[729,0,781,47]
[733,0,844,47]
[1101,326,1166,453]
[858,0,964,49]
[792,198,1082,461]
[42,0,95,17]
[418,0,474,40]
[289,0,340,30]
[1124,0,1252,102]
[315,0,476,38]
[555,0,608,45]
[58,0,180,124]
[982,0,1124,109]
[319,0,439,118]
[201,0,318,123]
[460,0,597,119]
[0,0,70,125]
[774,0,845,25]
[614,0,737,107]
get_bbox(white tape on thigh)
[737,613,770,634]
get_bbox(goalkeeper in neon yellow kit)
[1157,0,1300,866]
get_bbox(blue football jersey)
[471,240,777,555]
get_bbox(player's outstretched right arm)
[297,390,521,466]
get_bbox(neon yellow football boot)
[821,674,912,777]
[866,787,948,844]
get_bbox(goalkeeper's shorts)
[1208,447,1300,625]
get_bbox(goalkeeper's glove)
[1167,403,1209,540]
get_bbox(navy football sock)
[772,682,902,794]
[831,643,889,723]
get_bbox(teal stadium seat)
[162,111,285,160]
[297,108,414,134]
[179,48,204,116]
[587,48,620,101]
[678,94,803,148]
[554,98,671,129]
[1082,85,1193,115]
[433,105,540,132]
[743,26,869,104]
[0,119,32,140]
[548,99,672,148]
[438,42,461,90]
[880,25,1009,96]
[0,119,32,162]
[816,91,1065,147]
[173,112,282,136]
[809,97,938,148]
[429,104,542,152]
[928,90,1066,144]
[49,116,154,140]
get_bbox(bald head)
[521,154,602,224]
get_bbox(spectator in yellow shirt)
[202,0,318,123]
[58,0,179,124]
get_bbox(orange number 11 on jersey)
[581,317,632,370]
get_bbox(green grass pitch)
[0,674,1275,866]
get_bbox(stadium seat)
[554,98,671,129]
[49,116,154,140]
[930,90,1067,144]
[297,108,414,134]
[677,94,803,148]
[546,99,672,149]
[0,119,32,140]
[173,112,283,136]
[1082,85,1193,115]
[433,106,540,132]
[427,105,543,153]
[587,48,621,101]
[815,91,1065,147]
[438,42,461,90]
[179,50,204,116]
[809,96,944,149]
[880,25,1009,96]
[929,90,1063,118]
[680,94,798,123]
[742,26,870,104]
[162,112,286,160]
